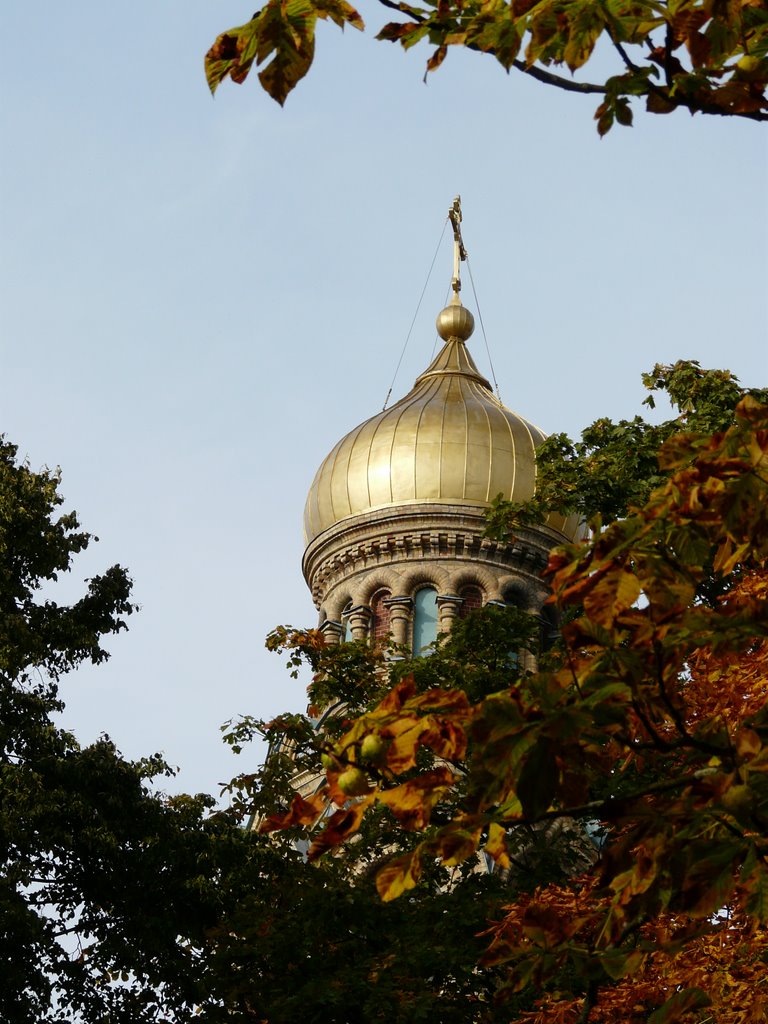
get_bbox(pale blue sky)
[1,3,766,797]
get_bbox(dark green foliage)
[486,360,768,536]
[0,438,243,1023]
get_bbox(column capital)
[384,595,412,646]
[437,593,463,633]
[346,605,372,640]
[319,619,344,644]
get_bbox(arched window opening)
[540,605,559,652]
[459,585,483,619]
[502,587,524,609]
[413,587,438,655]
[370,590,392,646]
[503,592,522,668]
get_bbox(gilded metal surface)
[304,328,555,543]
[436,297,474,342]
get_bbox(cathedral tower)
[302,200,581,654]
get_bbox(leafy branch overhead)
[206,0,768,130]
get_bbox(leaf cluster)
[207,0,768,128]
[487,360,768,542]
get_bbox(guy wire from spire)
[382,218,448,411]
[430,281,452,362]
[466,254,502,402]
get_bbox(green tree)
[205,0,768,131]
[0,438,250,1023]
[488,360,768,534]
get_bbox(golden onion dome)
[304,294,580,544]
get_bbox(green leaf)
[206,0,360,103]
[595,103,614,136]
[600,948,644,981]
[205,19,262,95]
[313,0,364,31]
[646,90,677,114]
[745,862,768,923]
[376,848,423,902]
[256,0,317,106]
[563,0,606,71]
[465,10,523,70]
[615,98,633,126]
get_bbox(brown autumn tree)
[205,0,768,131]
[263,390,768,1022]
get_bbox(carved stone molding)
[303,503,566,619]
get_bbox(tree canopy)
[0,439,251,1023]
[205,0,768,131]
[5,360,768,1022]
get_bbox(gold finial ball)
[436,301,475,342]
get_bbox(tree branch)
[511,60,605,95]
[377,0,423,15]
[577,981,600,1024]
[374,0,606,94]
[631,698,675,752]
[676,98,768,122]
[374,0,768,119]
[494,764,720,828]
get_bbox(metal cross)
[448,195,468,297]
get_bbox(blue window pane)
[504,597,520,668]
[343,603,353,641]
[413,588,438,655]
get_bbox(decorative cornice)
[303,502,560,609]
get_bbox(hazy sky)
[1,3,766,798]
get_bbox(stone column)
[384,596,413,647]
[347,605,372,641]
[436,593,462,634]
[319,619,344,645]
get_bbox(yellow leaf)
[485,822,511,869]
[584,568,641,626]
[376,768,454,829]
[736,728,762,760]
[376,849,423,902]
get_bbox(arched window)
[502,587,525,610]
[540,605,559,652]
[502,591,522,668]
[459,585,483,619]
[370,590,391,646]
[413,587,438,655]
